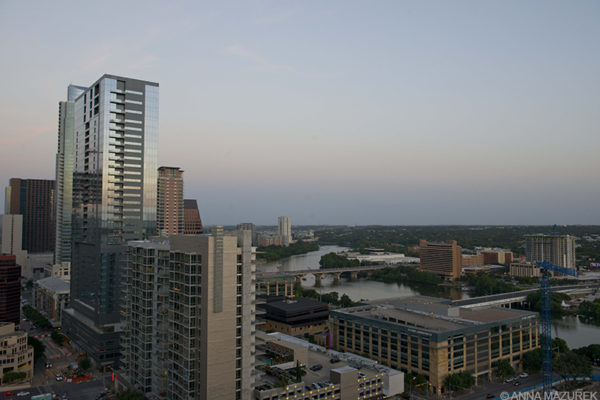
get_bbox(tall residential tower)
[157,166,184,236]
[524,234,576,269]
[61,74,159,368]
[55,84,87,263]
[278,216,291,246]
[122,229,256,399]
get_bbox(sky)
[0,1,599,226]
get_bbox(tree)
[80,357,91,370]
[444,372,475,393]
[51,331,65,345]
[495,359,515,379]
[551,337,569,354]
[2,371,26,383]
[27,336,45,359]
[554,351,591,384]
[522,349,542,372]
[574,344,600,365]
[339,294,355,308]
[117,389,145,400]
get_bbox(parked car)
[309,364,322,371]
[486,394,495,399]
[504,377,515,383]
[56,375,64,381]
[519,372,528,378]
[513,381,521,386]
[329,358,340,364]
[16,392,30,397]
[2,393,14,397]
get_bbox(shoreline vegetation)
[256,241,319,262]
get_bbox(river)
[258,245,599,349]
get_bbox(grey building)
[61,75,159,368]
[55,84,86,263]
[121,228,256,400]
[524,234,576,269]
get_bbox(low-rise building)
[0,322,34,387]
[32,277,70,326]
[257,234,284,247]
[44,262,70,281]
[255,331,404,400]
[262,297,329,337]
[509,262,541,278]
[329,296,539,394]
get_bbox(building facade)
[278,216,291,246]
[329,296,539,394]
[0,256,20,326]
[0,215,23,256]
[183,199,203,234]
[5,178,55,253]
[261,297,329,337]
[157,167,184,236]
[509,262,541,278]
[61,74,159,368]
[418,240,462,280]
[122,229,256,400]
[55,85,87,263]
[524,234,576,269]
[0,323,34,387]
[33,277,70,327]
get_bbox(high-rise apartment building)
[278,216,291,246]
[183,199,203,234]
[61,74,159,368]
[157,167,184,236]
[0,322,34,386]
[122,229,256,399]
[418,240,462,280]
[0,215,23,255]
[0,256,21,325]
[524,234,576,269]
[55,85,86,263]
[5,178,55,253]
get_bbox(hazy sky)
[0,1,598,225]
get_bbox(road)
[1,377,109,399]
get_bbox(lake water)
[259,246,600,349]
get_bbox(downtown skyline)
[1,1,599,226]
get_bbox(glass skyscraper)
[61,74,159,368]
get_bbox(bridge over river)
[257,265,388,285]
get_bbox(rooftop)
[264,297,328,313]
[36,276,70,293]
[332,296,538,339]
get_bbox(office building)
[55,85,86,263]
[0,214,23,255]
[278,216,292,246]
[525,234,576,269]
[183,199,203,234]
[509,262,541,278]
[122,229,256,399]
[418,240,462,280]
[157,167,184,236]
[0,256,20,325]
[329,296,540,394]
[32,277,70,327]
[61,74,159,368]
[5,178,55,253]
[0,322,34,387]
[261,297,329,337]
[255,331,404,400]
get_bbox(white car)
[56,375,64,381]
[519,373,528,378]
[17,392,30,397]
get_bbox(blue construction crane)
[536,260,577,394]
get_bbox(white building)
[278,216,291,246]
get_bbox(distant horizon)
[1,1,598,226]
